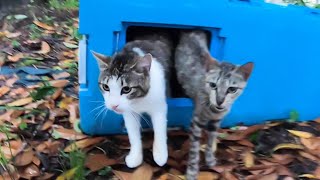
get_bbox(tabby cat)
[175,30,254,179]
[91,34,172,168]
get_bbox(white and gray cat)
[91,34,173,168]
[175,30,254,180]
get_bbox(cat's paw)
[125,152,143,168]
[153,143,168,166]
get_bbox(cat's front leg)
[150,107,168,166]
[186,118,203,180]
[205,120,219,167]
[123,113,143,168]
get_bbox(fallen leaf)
[298,151,319,161]
[113,170,132,180]
[299,174,316,178]
[35,173,55,180]
[273,143,304,152]
[198,172,219,180]
[13,148,34,166]
[314,166,320,179]
[222,171,238,180]
[64,137,105,152]
[287,130,313,138]
[63,42,78,49]
[301,137,320,150]
[51,88,63,100]
[244,150,255,168]
[131,163,153,180]
[41,120,54,131]
[20,163,40,178]
[58,97,74,109]
[56,167,78,180]
[85,154,118,172]
[7,97,33,106]
[36,41,51,54]
[52,72,70,80]
[6,76,18,87]
[259,173,278,180]
[14,14,28,20]
[33,21,54,31]
[50,79,69,88]
[68,102,78,124]
[6,31,22,38]
[52,126,87,140]
[32,156,41,166]
[0,86,10,97]
[8,53,24,62]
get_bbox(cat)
[91,35,173,168]
[175,30,254,180]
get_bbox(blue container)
[79,0,320,135]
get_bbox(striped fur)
[175,30,254,180]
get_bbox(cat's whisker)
[128,106,152,128]
[130,112,142,130]
[89,100,105,103]
[89,104,105,115]
[100,108,109,128]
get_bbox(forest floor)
[1,1,320,180]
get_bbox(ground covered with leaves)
[1,1,320,180]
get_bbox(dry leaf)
[20,163,40,178]
[131,163,153,180]
[33,156,41,166]
[314,166,320,179]
[36,41,51,54]
[198,172,219,180]
[7,97,33,106]
[0,86,10,97]
[299,174,316,178]
[223,171,238,180]
[33,21,54,31]
[51,88,63,100]
[53,126,87,140]
[85,154,118,172]
[64,137,105,152]
[287,130,313,138]
[59,97,74,109]
[52,72,70,80]
[259,173,278,180]
[301,137,320,150]
[5,31,21,38]
[56,167,78,180]
[298,151,319,161]
[273,143,304,151]
[13,148,34,166]
[113,170,132,180]
[244,150,255,168]
[50,79,69,88]
[8,53,24,62]
[68,102,78,124]
[6,76,18,87]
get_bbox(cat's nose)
[111,105,119,110]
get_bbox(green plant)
[60,146,86,180]
[29,24,42,40]
[11,40,21,48]
[30,83,56,100]
[49,0,79,10]
[0,124,15,180]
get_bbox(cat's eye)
[101,84,109,91]
[121,86,132,94]
[227,87,238,94]
[209,82,217,89]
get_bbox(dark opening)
[126,26,212,98]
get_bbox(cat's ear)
[239,62,254,80]
[137,53,152,72]
[91,50,111,69]
[203,52,218,71]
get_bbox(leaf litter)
[1,1,320,180]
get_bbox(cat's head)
[92,50,152,114]
[203,53,254,113]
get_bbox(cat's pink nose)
[111,105,119,110]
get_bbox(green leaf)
[30,85,56,100]
[19,121,28,130]
[98,166,112,176]
[249,131,259,143]
[11,40,21,48]
[14,14,28,20]
[288,110,299,122]
[63,42,78,49]
[52,129,62,139]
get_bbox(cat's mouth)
[210,105,225,112]
[113,109,124,114]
